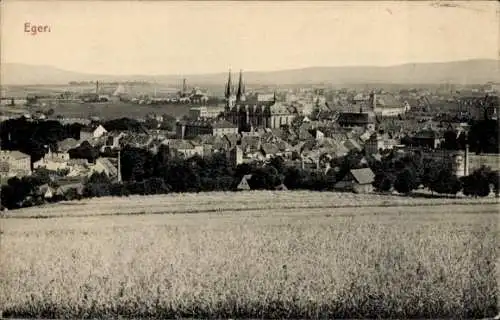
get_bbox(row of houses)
[0,148,118,181]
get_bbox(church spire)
[225,69,232,99]
[236,69,244,102]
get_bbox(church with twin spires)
[224,70,296,131]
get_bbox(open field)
[43,102,199,120]
[1,101,221,121]
[1,192,499,318]
[5,190,500,218]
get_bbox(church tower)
[236,69,245,102]
[225,69,232,102]
[224,69,236,123]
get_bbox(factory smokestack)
[464,143,469,177]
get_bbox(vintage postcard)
[1,1,499,318]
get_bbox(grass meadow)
[1,191,499,318]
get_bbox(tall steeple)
[236,69,244,102]
[225,69,232,100]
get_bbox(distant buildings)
[176,119,238,139]
[162,139,205,158]
[189,106,224,120]
[33,149,71,171]
[369,93,411,117]
[457,95,499,120]
[337,112,375,129]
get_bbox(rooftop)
[350,167,375,185]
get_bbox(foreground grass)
[1,203,498,318]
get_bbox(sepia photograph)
[0,0,499,318]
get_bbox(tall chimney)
[117,149,122,183]
[464,143,469,177]
[96,81,99,94]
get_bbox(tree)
[103,118,147,133]
[468,120,499,154]
[373,172,395,192]
[462,167,492,197]
[442,130,458,150]
[68,141,99,163]
[145,118,160,130]
[249,166,282,190]
[269,156,286,174]
[121,146,152,182]
[144,177,170,195]
[429,169,462,195]
[160,114,177,131]
[336,150,364,181]
[394,168,418,194]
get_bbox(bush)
[462,167,493,197]
[373,172,395,192]
[429,169,462,195]
[394,168,418,194]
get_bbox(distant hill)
[2,59,499,86]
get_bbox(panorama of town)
[0,72,499,209]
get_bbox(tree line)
[371,150,499,196]
[2,146,498,210]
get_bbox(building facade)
[0,150,32,178]
[33,149,71,171]
[189,106,225,120]
[176,119,238,139]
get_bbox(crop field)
[1,191,499,318]
[43,102,198,120]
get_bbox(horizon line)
[3,58,499,77]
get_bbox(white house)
[80,124,108,141]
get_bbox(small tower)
[369,91,377,110]
[182,78,187,97]
[236,69,245,102]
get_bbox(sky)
[1,1,499,75]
